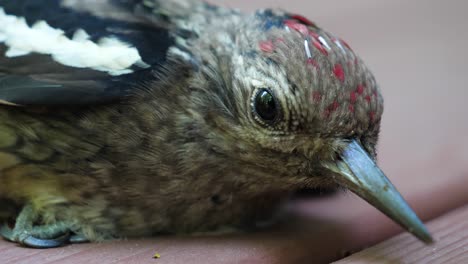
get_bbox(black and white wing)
[0,0,174,105]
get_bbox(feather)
[0,0,173,106]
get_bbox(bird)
[0,0,432,248]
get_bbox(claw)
[1,204,88,248]
[1,222,72,248]
[21,232,71,249]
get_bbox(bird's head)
[183,9,431,243]
[228,11,383,161]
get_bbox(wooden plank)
[335,205,468,264]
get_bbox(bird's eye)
[253,88,280,124]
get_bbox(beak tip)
[424,236,435,244]
[412,226,434,244]
[419,234,434,244]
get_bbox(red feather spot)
[330,101,340,111]
[309,31,320,39]
[275,37,285,43]
[365,95,372,103]
[290,14,316,27]
[312,39,328,55]
[284,19,309,35]
[356,84,365,95]
[259,40,275,53]
[333,64,345,82]
[312,91,322,102]
[348,105,355,113]
[308,32,328,56]
[350,91,357,104]
[307,58,319,68]
[370,111,375,122]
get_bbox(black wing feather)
[0,0,173,106]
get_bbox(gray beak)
[326,140,433,243]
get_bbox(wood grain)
[335,205,468,264]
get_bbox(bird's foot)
[0,204,88,248]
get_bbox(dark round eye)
[253,88,279,123]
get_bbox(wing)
[0,0,174,105]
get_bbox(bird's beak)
[325,140,433,243]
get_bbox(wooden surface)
[1,0,468,263]
[335,205,468,264]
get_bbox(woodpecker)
[0,0,432,248]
